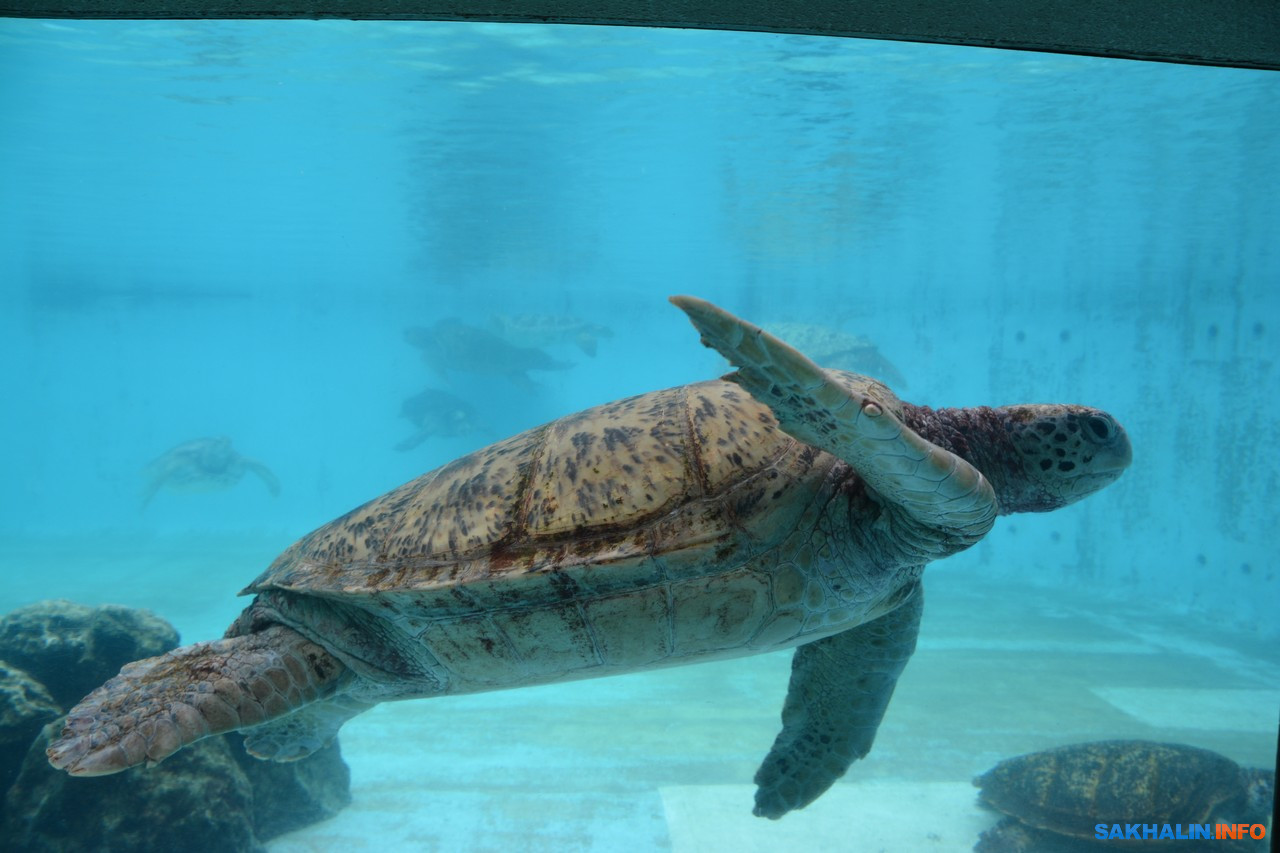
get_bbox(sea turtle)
[763,321,908,387]
[404,318,572,390]
[49,297,1131,822]
[974,740,1275,852]
[140,437,280,509]
[394,388,485,452]
[488,313,614,357]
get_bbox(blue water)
[1,19,1277,852]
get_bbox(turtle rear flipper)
[753,582,923,819]
[47,625,349,776]
[671,295,997,539]
[242,694,373,761]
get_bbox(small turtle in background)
[763,321,908,388]
[488,313,614,357]
[404,318,572,390]
[974,740,1274,852]
[395,388,485,452]
[141,437,280,509]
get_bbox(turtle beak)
[1064,419,1131,500]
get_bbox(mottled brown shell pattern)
[246,378,835,603]
[975,740,1244,839]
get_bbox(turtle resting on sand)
[140,436,280,509]
[49,297,1131,821]
[974,740,1274,852]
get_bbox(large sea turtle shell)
[244,377,848,687]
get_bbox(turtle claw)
[46,731,112,776]
[48,731,152,777]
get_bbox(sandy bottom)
[2,535,1276,852]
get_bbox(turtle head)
[993,404,1131,514]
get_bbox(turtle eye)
[1084,415,1113,441]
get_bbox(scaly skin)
[47,625,348,776]
[753,581,923,818]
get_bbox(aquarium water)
[0,19,1276,852]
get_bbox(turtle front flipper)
[139,475,164,510]
[47,625,350,776]
[671,296,997,537]
[753,582,923,819]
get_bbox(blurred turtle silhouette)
[403,319,572,390]
[395,388,485,451]
[141,437,280,509]
[487,313,613,357]
[763,321,907,388]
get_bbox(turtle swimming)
[762,320,909,387]
[404,318,572,389]
[395,388,485,452]
[974,740,1274,852]
[140,436,280,509]
[488,312,614,357]
[49,297,1132,821]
